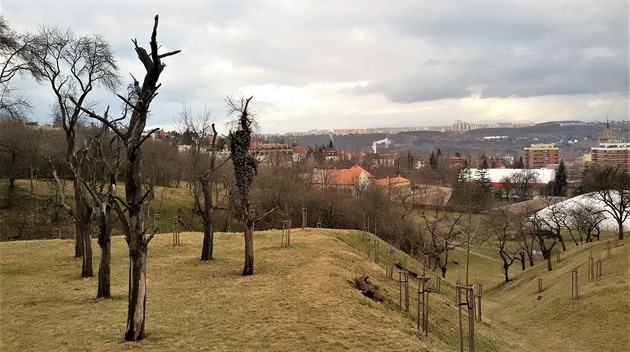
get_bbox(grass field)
[0,228,628,351]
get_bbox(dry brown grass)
[1,230,432,351]
[1,228,627,351]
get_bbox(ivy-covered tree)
[227,96,275,275]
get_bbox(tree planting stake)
[281,220,291,247]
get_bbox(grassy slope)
[486,238,629,352]
[0,228,627,351]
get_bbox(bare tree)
[74,15,180,341]
[570,203,606,243]
[514,214,537,268]
[537,201,569,251]
[530,214,559,271]
[581,166,630,240]
[177,104,228,260]
[508,169,539,200]
[25,24,120,272]
[487,209,522,282]
[227,96,275,275]
[0,15,33,118]
[79,124,123,298]
[418,209,465,279]
[0,116,40,206]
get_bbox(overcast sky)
[3,1,628,134]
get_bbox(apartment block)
[591,143,630,174]
[523,143,559,169]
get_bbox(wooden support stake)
[476,284,483,322]
[571,268,579,299]
[556,251,560,263]
[374,239,379,264]
[386,248,395,279]
[172,216,180,246]
[607,240,612,259]
[538,278,543,293]
[596,259,602,279]
[281,220,291,247]
[399,271,409,312]
[301,207,307,230]
[456,284,475,352]
[588,257,594,281]
[417,276,431,335]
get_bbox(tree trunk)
[6,177,16,206]
[74,221,84,258]
[75,181,93,277]
[97,207,111,298]
[97,237,111,298]
[125,245,148,341]
[200,179,214,261]
[618,219,624,240]
[80,224,93,278]
[520,252,526,271]
[440,266,447,279]
[243,220,254,276]
[546,254,552,271]
[566,229,579,246]
[504,263,510,282]
[558,234,566,251]
[200,217,214,260]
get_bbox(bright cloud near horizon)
[2,1,628,134]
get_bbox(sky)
[2,1,628,134]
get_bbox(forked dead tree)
[75,15,180,341]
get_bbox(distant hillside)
[269,121,628,159]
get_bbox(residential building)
[523,144,559,169]
[251,142,293,164]
[589,122,629,173]
[451,120,470,132]
[311,165,375,194]
[591,143,630,173]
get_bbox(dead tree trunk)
[76,15,180,341]
[97,191,113,298]
[75,179,93,277]
[200,177,214,260]
[97,220,111,298]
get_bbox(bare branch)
[158,50,181,59]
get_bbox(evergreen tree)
[476,154,492,198]
[429,151,438,169]
[554,160,568,196]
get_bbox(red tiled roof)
[314,165,374,186]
